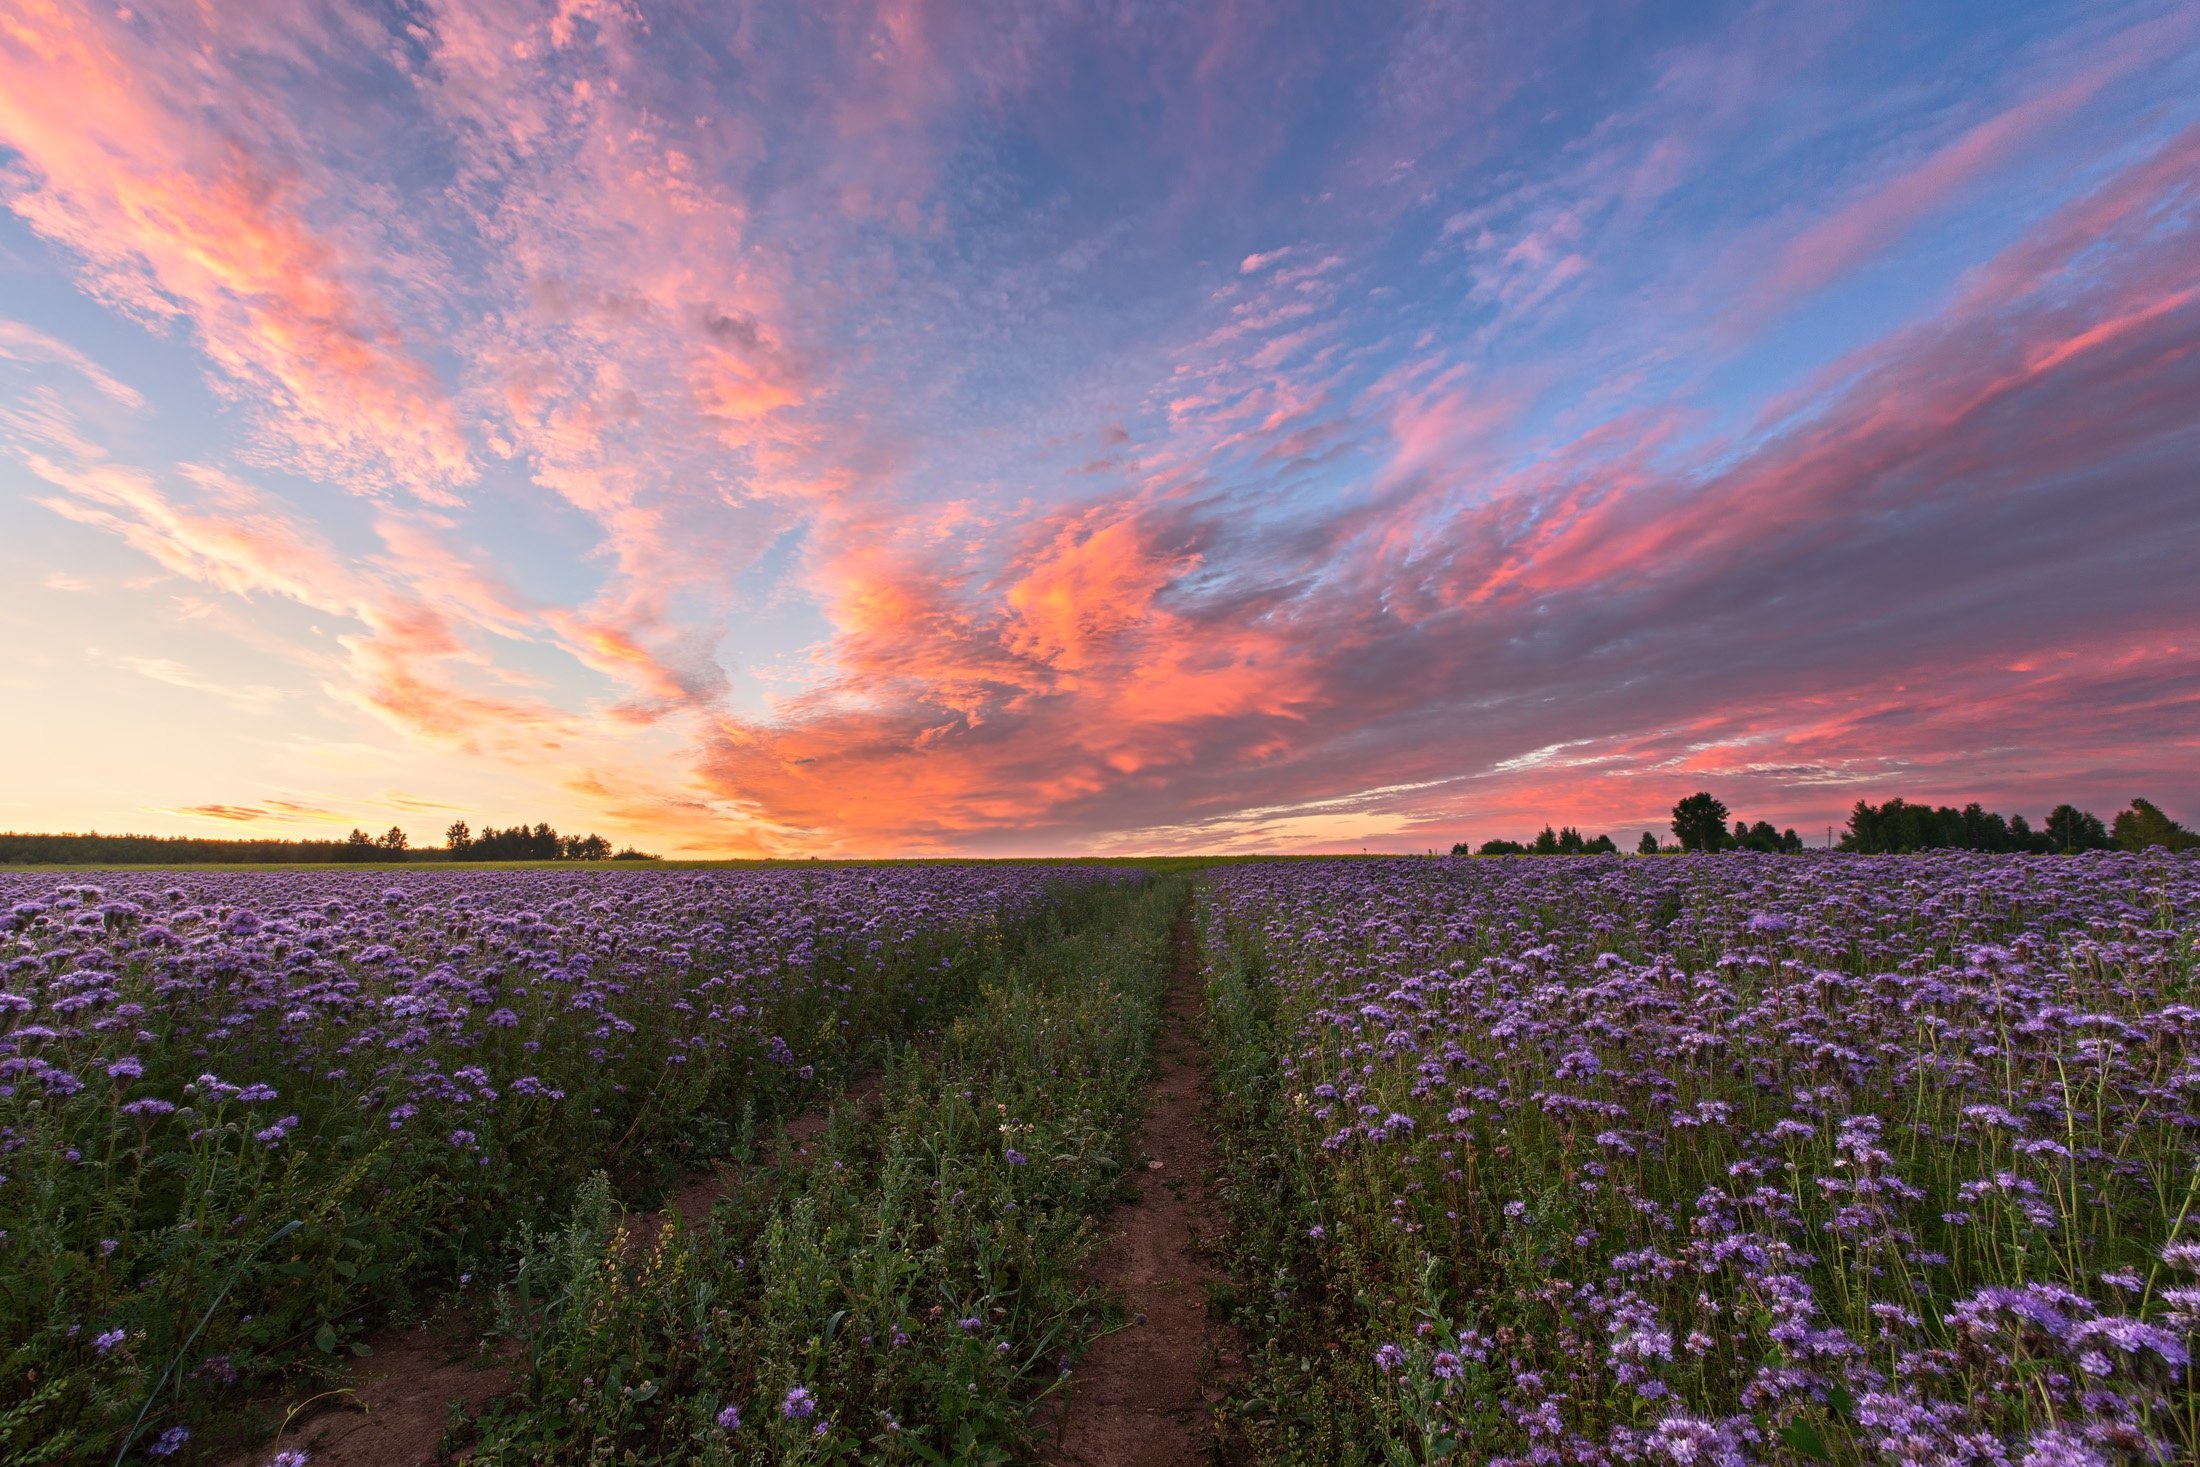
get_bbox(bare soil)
[221,1320,510,1467]
[220,1075,884,1467]
[1047,913,1238,1467]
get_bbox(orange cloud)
[0,1,474,500]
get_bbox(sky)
[1,0,2196,857]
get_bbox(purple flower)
[715,1403,740,1431]
[148,1426,190,1457]
[1003,1148,1027,1166]
[782,1385,815,1420]
[93,1328,126,1354]
[2018,1429,2112,1467]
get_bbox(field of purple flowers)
[1198,853,2200,1466]
[0,865,1105,1462]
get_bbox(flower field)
[1199,853,2200,1466]
[0,865,1129,1462]
[12,852,2199,1465]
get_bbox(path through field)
[1048,911,1236,1467]
[223,1091,872,1467]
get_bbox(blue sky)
[2,0,2195,853]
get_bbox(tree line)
[1839,795,2193,854]
[1447,791,2193,858]
[0,822,657,865]
[439,821,649,862]
[0,831,383,865]
[1459,827,1621,856]
[1453,793,1804,857]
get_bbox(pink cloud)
[1747,9,2194,313]
[0,2,475,500]
[675,115,2200,850]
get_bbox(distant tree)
[1477,838,1528,855]
[377,826,409,855]
[1585,833,1618,854]
[341,828,377,864]
[1449,840,1473,856]
[1959,802,2012,853]
[1845,797,1955,853]
[1843,797,2060,854]
[445,820,472,854]
[1781,828,1803,853]
[1637,831,1659,855]
[610,846,660,861]
[0,831,374,864]
[1531,825,1560,855]
[1732,819,1785,853]
[1671,792,1730,852]
[2111,798,2196,852]
[2044,804,2111,853]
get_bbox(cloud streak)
[2,0,2194,851]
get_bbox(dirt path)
[220,1078,883,1467]
[1048,911,1236,1467]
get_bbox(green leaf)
[1824,1379,1857,1421]
[314,1322,338,1353]
[1778,1421,1831,1460]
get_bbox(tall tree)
[1671,792,1730,852]
[2110,798,2196,851]
[2044,804,2111,852]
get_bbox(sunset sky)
[2,0,2196,856]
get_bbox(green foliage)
[445,822,624,861]
[1669,792,1730,851]
[0,874,1077,1460]
[465,877,1185,1464]
[2044,804,2112,852]
[0,831,413,865]
[2112,798,2197,852]
[1840,797,2185,855]
[1462,829,1619,857]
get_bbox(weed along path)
[1049,910,1236,1467]
[217,1084,879,1467]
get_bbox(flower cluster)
[1202,851,2200,1464]
[0,864,1125,1453]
